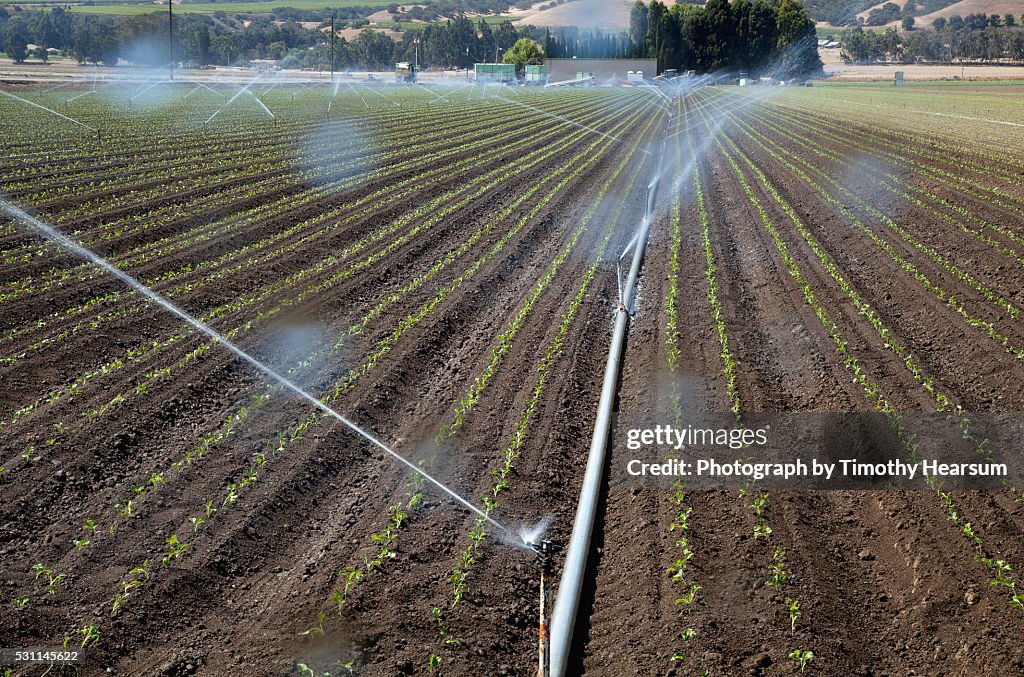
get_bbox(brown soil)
[2,85,1024,677]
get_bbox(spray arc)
[0,197,513,540]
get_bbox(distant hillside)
[506,0,681,30]
[916,0,1024,23]
[807,0,1023,26]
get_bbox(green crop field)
[2,65,1024,677]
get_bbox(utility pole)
[168,0,173,80]
[330,14,335,82]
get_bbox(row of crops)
[0,83,670,675]
[618,83,1024,675]
[3,77,1024,675]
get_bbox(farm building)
[546,58,658,83]
[525,64,550,83]
[474,63,516,83]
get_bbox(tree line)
[0,7,542,70]
[626,0,822,77]
[840,16,1024,63]
[1,0,821,76]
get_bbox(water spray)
[207,75,266,125]
[494,93,652,155]
[66,89,96,105]
[547,108,666,677]
[346,83,369,109]
[0,197,514,541]
[0,89,99,137]
[130,78,170,103]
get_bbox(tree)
[351,27,392,70]
[449,14,475,67]
[629,0,648,57]
[211,33,240,64]
[655,8,681,70]
[179,21,211,66]
[31,12,60,50]
[1006,14,1016,27]
[644,1,679,70]
[478,19,495,63]
[493,20,518,53]
[4,21,31,64]
[932,17,947,31]
[671,3,701,70]
[745,0,779,71]
[645,0,666,59]
[687,0,734,71]
[502,37,542,74]
[775,0,821,76]
[70,18,118,65]
[902,16,915,31]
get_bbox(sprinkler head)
[527,539,558,573]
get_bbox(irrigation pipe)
[548,161,662,677]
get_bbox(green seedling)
[754,521,773,541]
[112,592,127,616]
[432,607,460,647]
[116,499,135,517]
[750,492,769,517]
[331,565,365,612]
[298,612,326,638]
[767,557,788,591]
[1011,593,1024,612]
[789,649,813,672]
[428,654,442,674]
[786,597,801,631]
[73,538,90,552]
[79,624,100,648]
[32,563,66,595]
[161,534,189,566]
[676,581,701,608]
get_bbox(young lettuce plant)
[161,535,189,567]
[79,624,100,648]
[298,612,326,639]
[32,563,66,595]
[786,597,801,632]
[788,649,813,672]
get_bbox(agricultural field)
[1,75,1024,677]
